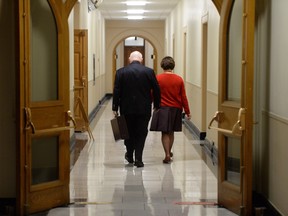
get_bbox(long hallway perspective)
[36,99,237,216]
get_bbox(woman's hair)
[160,56,175,70]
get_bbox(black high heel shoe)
[163,156,171,164]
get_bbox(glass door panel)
[31,136,59,185]
[30,0,58,102]
[227,0,242,102]
[225,137,241,186]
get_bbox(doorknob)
[208,108,246,136]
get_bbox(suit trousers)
[124,113,151,162]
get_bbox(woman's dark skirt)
[150,106,182,133]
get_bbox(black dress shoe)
[134,161,144,168]
[125,153,134,163]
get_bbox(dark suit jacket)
[112,61,160,115]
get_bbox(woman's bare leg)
[169,132,174,157]
[161,132,173,162]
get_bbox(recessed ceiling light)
[125,1,147,6]
[127,15,144,20]
[127,9,145,14]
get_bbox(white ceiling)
[97,0,181,20]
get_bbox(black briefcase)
[110,115,129,141]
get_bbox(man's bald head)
[129,51,143,63]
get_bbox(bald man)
[112,51,161,167]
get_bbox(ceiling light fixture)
[127,15,144,20]
[127,9,145,14]
[125,1,147,6]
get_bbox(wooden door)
[74,30,88,132]
[208,0,255,215]
[17,0,77,215]
[124,46,145,66]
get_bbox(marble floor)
[36,99,237,216]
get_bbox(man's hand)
[113,111,119,117]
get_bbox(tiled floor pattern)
[37,100,237,216]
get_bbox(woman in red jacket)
[151,56,191,163]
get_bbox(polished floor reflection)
[38,99,237,216]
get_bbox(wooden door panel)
[30,105,67,129]
[27,133,69,213]
[28,185,68,213]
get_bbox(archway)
[111,35,159,90]
[113,35,158,67]
[104,20,165,93]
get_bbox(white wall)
[268,1,288,118]
[206,2,219,94]
[72,1,106,116]
[145,41,154,68]
[115,42,124,70]
[87,9,106,113]
[255,0,288,214]
[165,0,219,146]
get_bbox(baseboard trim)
[202,139,218,165]
[88,93,112,123]
[183,119,205,140]
[183,119,218,165]
[253,192,282,216]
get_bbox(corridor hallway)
[37,99,237,216]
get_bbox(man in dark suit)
[112,51,161,167]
